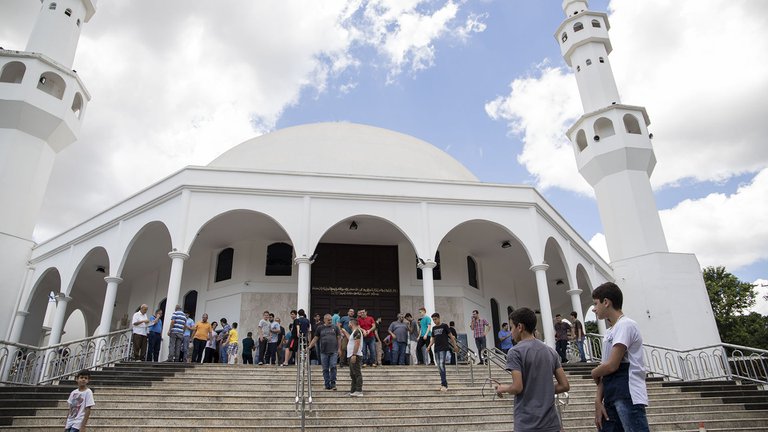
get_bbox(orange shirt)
[193,321,213,340]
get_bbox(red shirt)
[357,316,376,339]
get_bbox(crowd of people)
[98,282,649,432]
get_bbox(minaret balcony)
[554,11,612,66]
[566,104,656,184]
[0,50,90,151]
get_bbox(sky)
[2,0,766,311]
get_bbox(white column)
[160,252,189,361]
[418,260,437,314]
[48,293,72,346]
[96,277,122,336]
[2,310,30,381]
[295,257,312,313]
[8,310,29,344]
[567,288,584,323]
[597,318,607,335]
[530,264,555,348]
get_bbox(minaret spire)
[0,0,95,340]
[555,0,667,262]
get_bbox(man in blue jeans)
[590,282,649,432]
[308,314,341,390]
[470,309,489,365]
[356,309,377,367]
[387,313,409,365]
[427,313,456,391]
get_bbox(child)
[65,370,95,432]
[227,322,239,364]
[494,307,569,432]
[242,331,255,364]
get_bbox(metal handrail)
[453,339,477,385]
[293,335,313,431]
[0,329,132,385]
[585,333,768,385]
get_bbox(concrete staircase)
[1,361,767,431]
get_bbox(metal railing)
[0,329,132,385]
[293,335,313,430]
[585,333,768,385]
[453,339,477,385]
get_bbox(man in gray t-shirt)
[494,308,570,432]
[388,313,409,365]
[308,314,341,390]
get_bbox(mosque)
[0,0,720,359]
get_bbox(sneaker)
[258,362,263,365]
[372,363,378,367]
[440,386,448,392]
[362,364,367,368]
[351,391,364,397]
[331,386,337,391]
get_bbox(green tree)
[584,320,599,335]
[703,266,766,348]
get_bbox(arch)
[623,113,642,134]
[434,219,533,267]
[186,209,296,256]
[158,298,167,315]
[20,267,62,345]
[561,32,568,43]
[594,117,615,139]
[599,57,605,63]
[61,309,87,343]
[183,290,198,319]
[592,19,601,28]
[310,213,419,260]
[467,256,479,289]
[543,237,574,317]
[576,129,588,151]
[37,71,66,100]
[49,2,57,10]
[64,8,72,16]
[586,59,592,66]
[573,22,584,32]
[490,298,501,348]
[116,220,173,277]
[71,92,83,118]
[214,247,234,282]
[265,242,293,276]
[0,61,26,83]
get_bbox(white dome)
[208,122,478,182]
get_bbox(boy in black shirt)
[242,332,255,364]
[427,313,456,391]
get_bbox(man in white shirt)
[131,304,150,361]
[590,282,649,432]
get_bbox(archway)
[67,247,109,336]
[20,268,61,346]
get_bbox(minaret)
[555,0,720,350]
[556,0,667,262]
[0,0,96,340]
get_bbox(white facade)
[5,122,612,359]
[558,1,720,349]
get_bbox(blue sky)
[2,1,766,297]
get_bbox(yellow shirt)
[228,328,239,344]
[193,321,212,340]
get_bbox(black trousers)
[258,338,269,363]
[192,338,207,363]
[556,339,568,363]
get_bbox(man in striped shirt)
[168,305,186,362]
[470,310,490,365]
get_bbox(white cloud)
[751,279,768,316]
[659,167,768,272]
[485,65,592,194]
[487,0,768,192]
[0,0,483,240]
